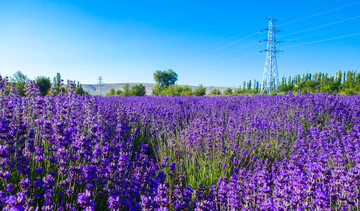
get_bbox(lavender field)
[1,80,360,210]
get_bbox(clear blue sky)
[0,0,359,87]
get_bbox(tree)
[130,84,146,96]
[336,70,342,89]
[356,72,360,92]
[162,85,181,96]
[122,84,130,96]
[234,88,244,95]
[193,85,206,96]
[152,84,161,95]
[255,81,260,93]
[11,71,28,84]
[52,73,63,94]
[53,73,61,88]
[153,69,178,88]
[247,80,252,90]
[106,88,116,96]
[345,88,355,95]
[74,82,88,95]
[152,84,188,96]
[210,88,221,96]
[182,85,192,96]
[116,90,122,96]
[10,71,28,96]
[224,88,233,95]
[35,76,51,96]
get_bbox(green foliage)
[74,82,88,95]
[234,88,245,96]
[234,70,360,95]
[193,85,206,96]
[64,80,88,95]
[129,84,146,96]
[162,85,181,96]
[320,85,332,94]
[10,71,28,96]
[153,69,178,88]
[182,85,192,96]
[106,88,116,96]
[11,70,28,84]
[247,80,252,90]
[106,84,146,96]
[52,72,63,94]
[35,76,51,96]
[122,84,130,96]
[152,69,178,95]
[223,88,233,95]
[234,79,261,96]
[152,83,161,95]
[276,70,360,95]
[345,88,355,95]
[116,90,122,96]
[152,84,192,96]
[7,71,87,96]
[210,88,221,96]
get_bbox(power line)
[194,26,264,51]
[186,43,259,67]
[279,15,360,38]
[187,15,360,70]
[281,32,360,49]
[181,31,260,64]
[179,1,359,82]
[182,52,259,76]
[206,32,360,72]
[186,30,360,77]
[285,31,336,42]
[278,0,360,27]
[190,1,359,61]
[180,1,359,71]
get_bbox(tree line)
[278,70,360,95]
[4,71,88,96]
[4,69,360,97]
[151,69,208,96]
[146,69,359,96]
[105,84,146,96]
[149,69,253,96]
[105,69,208,96]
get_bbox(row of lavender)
[0,79,360,210]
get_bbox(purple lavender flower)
[4,192,26,211]
[42,175,54,189]
[77,190,95,211]
[154,184,169,207]
[169,162,176,171]
[161,156,169,168]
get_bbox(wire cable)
[183,31,360,76]
[182,52,260,75]
[278,0,360,27]
[279,15,360,38]
[180,1,360,76]
[185,43,260,67]
[284,31,334,42]
[281,32,360,49]
[181,31,260,64]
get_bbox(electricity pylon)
[261,18,282,94]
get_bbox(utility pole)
[98,76,102,96]
[260,18,282,94]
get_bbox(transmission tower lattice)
[261,18,282,94]
[98,76,103,96]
